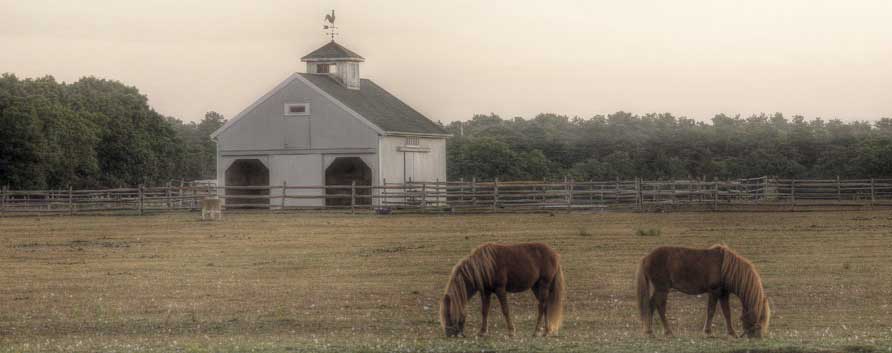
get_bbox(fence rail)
[2,177,892,216]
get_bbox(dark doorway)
[224,159,270,208]
[325,157,372,207]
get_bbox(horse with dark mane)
[439,243,565,337]
[637,244,771,338]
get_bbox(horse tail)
[546,261,565,334]
[636,258,652,330]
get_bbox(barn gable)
[211,73,381,151]
[212,73,448,144]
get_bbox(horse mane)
[439,243,498,329]
[713,244,770,333]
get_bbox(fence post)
[68,185,74,215]
[615,177,620,204]
[179,180,185,209]
[380,177,387,207]
[713,180,719,210]
[420,181,427,212]
[351,180,356,214]
[563,176,569,209]
[635,178,642,210]
[653,181,658,202]
[0,185,5,214]
[138,184,144,215]
[764,176,769,201]
[541,177,547,203]
[472,177,477,206]
[459,177,464,203]
[281,180,287,210]
[790,179,796,206]
[165,181,172,209]
[589,179,594,205]
[566,177,573,210]
[670,179,676,204]
[870,178,876,206]
[492,178,499,211]
[836,176,841,201]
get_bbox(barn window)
[284,103,310,116]
[406,136,420,146]
[316,64,337,74]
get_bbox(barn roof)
[298,73,448,135]
[300,41,365,62]
[210,73,449,139]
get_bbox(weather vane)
[324,10,338,41]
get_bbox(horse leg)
[532,284,549,336]
[719,292,736,337]
[703,293,718,335]
[653,290,672,336]
[479,291,491,337]
[495,288,516,337]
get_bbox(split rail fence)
[1,177,892,216]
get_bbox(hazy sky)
[3,0,891,123]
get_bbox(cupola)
[301,41,365,90]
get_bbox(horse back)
[487,243,559,293]
[642,246,723,295]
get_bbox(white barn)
[211,40,449,207]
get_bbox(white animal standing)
[201,197,223,221]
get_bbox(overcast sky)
[3,0,891,123]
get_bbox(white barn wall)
[379,136,447,184]
[216,77,379,152]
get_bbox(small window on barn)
[315,64,338,74]
[406,136,420,146]
[284,103,309,116]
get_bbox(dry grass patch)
[1,210,891,352]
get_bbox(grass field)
[1,210,891,352]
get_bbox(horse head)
[440,294,466,337]
[741,297,771,338]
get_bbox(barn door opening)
[325,157,372,207]
[224,159,270,208]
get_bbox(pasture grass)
[635,227,662,237]
[1,210,892,352]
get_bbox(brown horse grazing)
[439,243,565,338]
[637,244,771,338]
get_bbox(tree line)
[3,73,891,189]
[0,74,222,189]
[444,112,892,181]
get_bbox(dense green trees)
[445,112,892,181]
[3,73,891,189]
[0,74,223,189]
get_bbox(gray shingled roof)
[299,73,447,135]
[301,41,365,62]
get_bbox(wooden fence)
[1,177,891,216]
